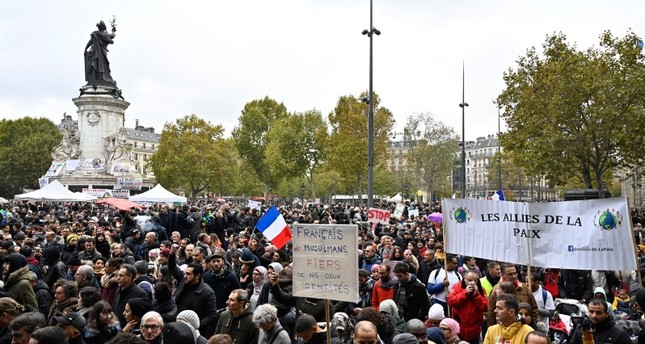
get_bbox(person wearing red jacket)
[448,270,489,344]
[371,264,396,310]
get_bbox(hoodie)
[5,254,38,310]
[593,286,615,317]
[483,321,534,344]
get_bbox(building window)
[143,154,147,161]
[143,143,146,149]
[134,142,137,148]
[134,153,138,160]
[152,144,155,150]
[143,167,147,174]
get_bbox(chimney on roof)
[136,119,139,128]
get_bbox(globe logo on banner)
[593,208,623,231]
[450,207,471,224]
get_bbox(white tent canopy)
[14,180,97,202]
[386,193,403,203]
[129,184,187,204]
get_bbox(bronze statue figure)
[84,17,117,85]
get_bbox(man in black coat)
[418,248,442,285]
[176,205,193,239]
[42,245,67,289]
[393,262,430,321]
[112,264,148,327]
[558,269,594,302]
[169,248,218,338]
[569,298,631,344]
[158,204,176,238]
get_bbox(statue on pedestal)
[84,17,117,85]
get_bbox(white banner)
[368,208,391,224]
[291,224,359,303]
[443,198,637,270]
[115,177,143,190]
[82,189,130,199]
[45,162,65,177]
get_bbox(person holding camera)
[568,298,631,344]
[448,270,489,344]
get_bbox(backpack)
[432,267,462,282]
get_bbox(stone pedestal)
[73,85,130,161]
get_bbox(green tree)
[232,97,289,199]
[498,30,645,191]
[148,114,232,200]
[0,117,61,197]
[265,109,328,199]
[403,113,459,202]
[326,92,394,199]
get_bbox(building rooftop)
[124,128,160,142]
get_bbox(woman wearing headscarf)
[439,318,468,344]
[249,266,268,310]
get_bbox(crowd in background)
[0,200,643,343]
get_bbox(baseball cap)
[54,312,87,330]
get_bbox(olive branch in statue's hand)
[110,15,117,32]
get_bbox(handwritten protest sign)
[368,208,391,224]
[292,224,358,303]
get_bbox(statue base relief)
[73,85,130,162]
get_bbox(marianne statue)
[84,17,117,85]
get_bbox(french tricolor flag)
[255,206,292,249]
[488,189,505,201]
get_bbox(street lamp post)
[497,106,502,191]
[301,183,305,203]
[362,0,380,208]
[459,63,469,199]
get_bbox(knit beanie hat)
[440,318,460,336]
[67,234,79,243]
[177,310,200,330]
[128,298,153,319]
[371,264,380,272]
[392,333,418,344]
[66,252,82,266]
[428,303,445,321]
[379,299,398,316]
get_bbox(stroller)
[548,299,589,344]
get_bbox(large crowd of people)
[0,200,643,344]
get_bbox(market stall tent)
[129,184,187,204]
[14,180,97,202]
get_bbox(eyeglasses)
[141,324,161,331]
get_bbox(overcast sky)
[1,1,643,141]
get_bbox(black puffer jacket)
[570,317,631,344]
